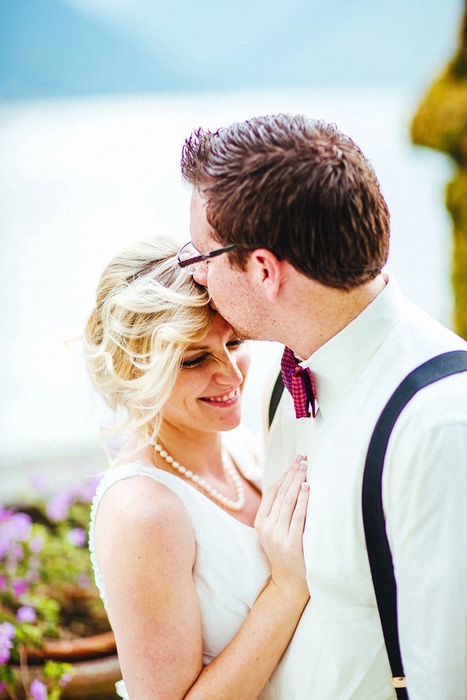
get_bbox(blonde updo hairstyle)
[84,236,214,446]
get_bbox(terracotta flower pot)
[1,631,121,700]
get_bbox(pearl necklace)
[150,440,246,512]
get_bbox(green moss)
[447,170,467,227]
[447,174,467,339]
[410,1,467,338]
[410,71,467,162]
[452,225,467,340]
[450,9,467,79]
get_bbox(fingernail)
[299,460,308,471]
[296,453,306,462]
[301,482,310,491]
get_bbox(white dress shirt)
[264,276,467,700]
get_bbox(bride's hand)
[254,456,310,598]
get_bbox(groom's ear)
[249,249,285,302]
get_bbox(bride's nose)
[213,354,243,386]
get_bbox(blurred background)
[0,0,464,497]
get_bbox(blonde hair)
[84,236,214,444]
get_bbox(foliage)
[0,474,109,700]
[410,0,467,340]
[410,70,467,161]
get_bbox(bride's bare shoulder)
[95,468,194,549]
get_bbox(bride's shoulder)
[96,465,193,537]
[93,471,196,579]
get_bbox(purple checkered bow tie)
[281,346,317,419]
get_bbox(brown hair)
[181,114,390,290]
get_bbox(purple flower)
[79,474,100,503]
[0,505,11,522]
[16,606,37,623]
[67,528,86,548]
[0,537,9,559]
[0,645,11,665]
[28,473,49,492]
[10,543,24,561]
[0,622,15,639]
[76,573,90,587]
[27,569,40,584]
[46,489,74,522]
[0,512,32,558]
[29,536,44,554]
[59,672,73,687]
[0,622,15,664]
[29,679,47,700]
[12,579,28,597]
[27,555,41,576]
[10,513,32,541]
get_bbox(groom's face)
[190,189,266,341]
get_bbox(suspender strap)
[268,371,284,428]
[362,350,467,699]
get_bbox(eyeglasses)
[177,241,238,275]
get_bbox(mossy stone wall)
[411,2,467,339]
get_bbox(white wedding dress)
[89,433,274,699]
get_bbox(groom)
[179,114,467,699]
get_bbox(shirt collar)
[299,274,403,418]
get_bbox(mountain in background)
[0,0,463,100]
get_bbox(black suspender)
[268,371,285,429]
[362,350,467,698]
[268,350,467,698]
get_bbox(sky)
[0,0,464,99]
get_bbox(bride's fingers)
[287,481,310,542]
[274,459,308,533]
[255,471,288,522]
[265,456,307,522]
[256,455,306,522]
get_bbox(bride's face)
[161,315,251,436]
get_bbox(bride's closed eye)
[181,354,209,369]
[181,339,245,369]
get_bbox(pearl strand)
[150,440,246,512]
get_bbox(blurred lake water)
[0,87,454,496]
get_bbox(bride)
[84,236,309,699]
